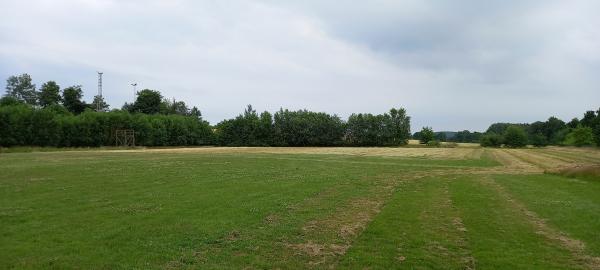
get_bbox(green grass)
[494,174,600,256]
[0,149,599,269]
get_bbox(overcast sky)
[1,0,599,131]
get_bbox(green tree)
[419,127,434,144]
[564,126,595,147]
[130,89,162,114]
[90,95,109,112]
[503,125,528,148]
[567,118,580,129]
[544,117,567,144]
[530,133,548,147]
[38,81,61,107]
[62,85,87,114]
[5,74,37,105]
[0,96,22,106]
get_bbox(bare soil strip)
[478,177,600,270]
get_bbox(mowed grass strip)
[493,174,600,257]
[449,176,584,269]
[339,176,474,269]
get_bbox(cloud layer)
[1,0,599,131]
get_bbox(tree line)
[1,73,411,147]
[479,113,600,148]
[215,105,410,146]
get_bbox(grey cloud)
[0,0,598,131]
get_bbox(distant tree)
[90,95,109,112]
[435,132,447,142]
[567,118,580,129]
[486,123,512,135]
[5,74,37,105]
[530,133,548,147]
[480,133,503,147]
[503,125,528,148]
[419,127,434,144]
[564,126,595,147]
[256,111,274,145]
[412,131,422,141]
[189,106,202,120]
[388,108,411,145]
[0,96,22,106]
[544,117,567,144]
[38,81,61,107]
[130,89,162,114]
[580,110,596,127]
[62,85,87,114]
[453,130,483,143]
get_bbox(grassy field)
[1,146,599,269]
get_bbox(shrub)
[480,133,503,147]
[426,140,441,147]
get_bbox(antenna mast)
[97,71,103,112]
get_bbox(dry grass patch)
[547,165,600,180]
[103,146,481,160]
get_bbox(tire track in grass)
[338,176,475,269]
[473,176,600,270]
[449,176,586,269]
[285,174,407,268]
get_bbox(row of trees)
[412,130,483,143]
[480,112,600,148]
[215,106,411,146]
[1,74,214,147]
[2,74,412,147]
[4,74,109,113]
[0,105,214,147]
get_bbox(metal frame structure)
[115,129,135,147]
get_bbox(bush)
[426,140,441,147]
[503,126,528,148]
[480,133,503,147]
